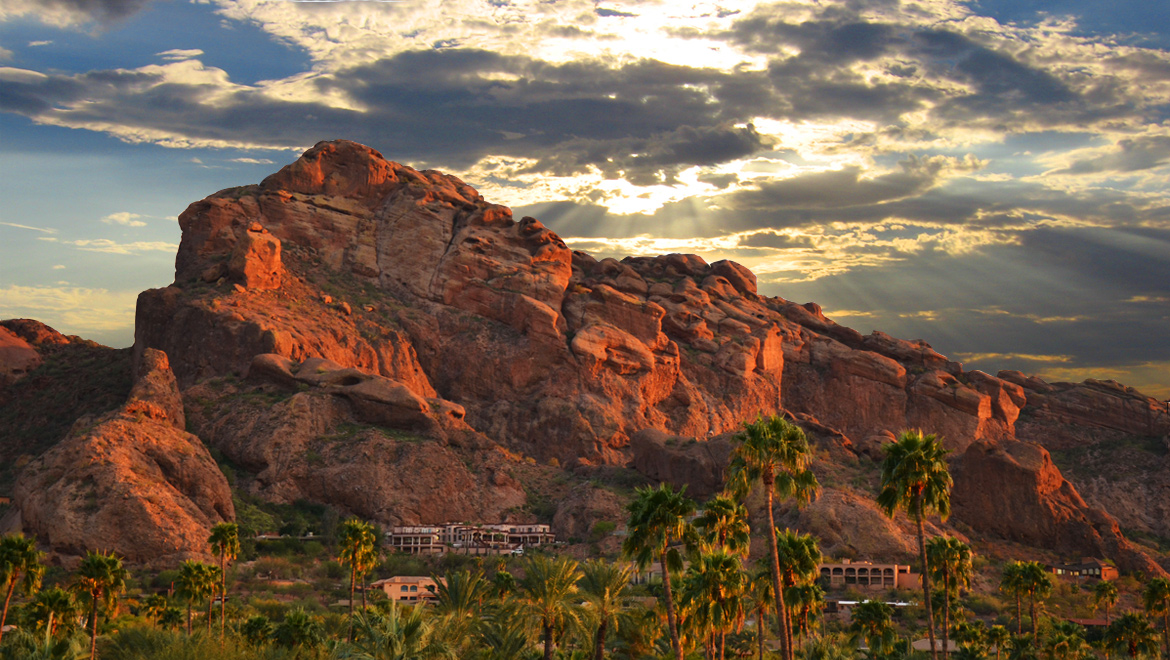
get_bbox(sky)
[1,0,1168,399]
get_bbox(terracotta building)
[370,576,444,604]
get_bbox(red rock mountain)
[4,140,1168,572]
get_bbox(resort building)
[387,522,555,555]
[370,576,444,604]
[1047,558,1119,581]
[819,560,920,590]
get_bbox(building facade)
[370,576,444,604]
[819,560,919,590]
[387,522,555,555]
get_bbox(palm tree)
[875,429,952,660]
[273,607,324,650]
[1104,612,1160,659]
[175,559,217,636]
[951,621,988,658]
[158,607,184,632]
[475,603,534,660]
[694,496,752,557]
[208,522,239,640]
[1142,576,1170,658]
[27,587,79,637]
[435,569,490,645]
[241,614,273,645]
[988,625,1011,660]
[681,549,747,660]
[1095,581,1120,626]
[787,583,825,645]
[0,532,45,646]
[339,603,457,660]
[927,536,973,660]
[775,529,822,655]
[73,550,127,660]
[518,554,584,660]
[1044,622,1091,660]
[748,566,776,660]
[1018,561,1052,639]
[339,518,378,639]
[622,481,699,660]
[1001,563,1027,635]
[579,559,634,660]
[726,414,820,660]
[141,593,168,628]
[848,600,896,656]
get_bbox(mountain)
[1,140,1167,573]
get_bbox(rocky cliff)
[4,140,1168,571]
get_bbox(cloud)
[0,284,138,338]
[28,41,53,47]
[0,221,57,234]
[953,352,1075,364]
[229,157,275,164]
[156,49,204,61]
[100,212,147,227]
[0,0,155,27]
[0,46,11,61]
[52,264,66,269]
[38,237,177,254]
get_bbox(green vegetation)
[6,414,1170,660]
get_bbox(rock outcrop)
[951,438,1163,575]
[13,349,233,565]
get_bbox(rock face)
[13,349,233,565]
[951,438,1163,575]
[0,326,41,388]
[183,355,526,526]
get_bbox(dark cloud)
[736,231,815,249]
[1052,136,1170,174]
[39,0,153,23]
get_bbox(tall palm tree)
[681,549,747,660]
[339,518,378,639]
[1018,561,1053,640]
[475,602,534,660]
[1142,576,1170,658]
[1095,581,1119,626]
[208,522,239,641]
[339,603,457,660]
[848,600,896,656]
[0,532,45,646]
[73,550,127,660]
[775,529,822,656]
[1104,613,1160,660]
[518,554,584,660]
[726,414,820,660]
[748,566,776,660]
[580,559,634,660]
[927,536,973,660]
[623,481,699,660]
[694,496,752,557]
[786,583,825,646]
[875,429,952,660]
[1001,563,1027,635]
[27,587,79,637]
[175,559,217,636]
